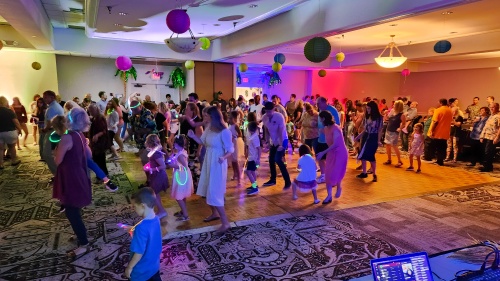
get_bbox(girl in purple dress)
[144,134,169,220]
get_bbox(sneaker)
[406,167,414,171]
[416,169,421,174]
[262,181,276,187]
[316,175,325,184]
[59,205,66,213]
[105,181,119,192]
[247,188,259,195]
[356,173,368,179]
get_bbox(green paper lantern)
[318,69,327,77]
[32,62,41,70]
[185,60,195,70]
[272,62,282,72]
[434,40,452,53]
[239,63,248,72]
[304,37,331,63]
[335,52,345,63]
[199,37,211,50]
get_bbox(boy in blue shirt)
[125,187,162,281]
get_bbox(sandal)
[395,161,403,168]
[383,160,392,165]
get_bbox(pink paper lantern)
[115,56,132,71]
[401,68,411,77]
[166,9,190,34]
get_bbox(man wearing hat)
[261,102,291,189]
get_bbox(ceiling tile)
[41,0,61,4]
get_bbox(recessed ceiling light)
[31,35,37,38]
[118,12,128,16]
[450,31,458,34]
[214,23,220,26]
[114,23,122,26]
[389,24,398,27]
[441,11,453,15]
[249,4,258,8]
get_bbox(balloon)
[272,62,282,72]
[335,52,345,63]
[115,56,132,71]
[32,62,41,70]
[166,9,190,34]
[318,69,327,77]
[274,53,286,64]
[401,68,411,77]
[185,60,195,70]
[198,37,211,50]
[238,63,248,72]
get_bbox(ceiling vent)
[67,8,84,14]
[1,40,19,46]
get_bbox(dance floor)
[0,145,499,280]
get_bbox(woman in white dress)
[188,106,234,234]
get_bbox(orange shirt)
[427,106,453,139]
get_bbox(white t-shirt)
[249,104,264,122]
[246,132,260,162]
[296,154,317,182]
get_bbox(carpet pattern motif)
[1,148,499,280]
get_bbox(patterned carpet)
[0,148,499,280]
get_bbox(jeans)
[469,139,483,165]
[269,145,291,186]
[65,206,88,245]
[87,158,106,180]
[343,121,354,150]
[304,138,318,153]
[483,139,496,170]
[431,138,447,165]
[423,137,434,161]
[39,132,46,159]
[93,151,108,176]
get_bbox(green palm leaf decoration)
[114,66,137,82]
[168,67,186,88]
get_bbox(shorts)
[246,160,257,171]
[384,131,399,146]
[0,130,18,145]
[315,142,328,160]
[107,131,116,142]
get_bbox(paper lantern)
[164,38,200,53]
[335,52,345,63]
[198,37,210,50]
[185,60,195,70]
[274,53,286,64]
[434,40,452,53]
[166,9,190,34]
[272,62,282,72]
[318,69,327,77]
[115,56,132,71]
[238,63,248,72]
[32,62,41,70]
[401,68,411,77]
[304,37,331,63]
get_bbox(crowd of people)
[0,89,498,280]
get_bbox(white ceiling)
[90,0,307,42]
[40,0,85,28]
[277,0,500,61]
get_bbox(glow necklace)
[174,165,188,185]
[130,102,141,109]
[147,145,164,158]
[49,130,68,143]
[107,109,115,115]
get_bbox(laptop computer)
[371,252,434,281]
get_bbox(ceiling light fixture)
[114,23,122,26]
[374,35,407,68]
[118,12,128,16]
[441,11,453,15]
[249,4,258,8]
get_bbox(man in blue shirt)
[41,90,64,175]
[316,97,340,184]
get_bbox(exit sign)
[242,78,249,83]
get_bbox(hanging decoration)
[434,40,452,53]
[168,67,186,88]
[31,62,42,70]
[318,69,327,77]
[272,62,282,72]
[236,69,242,85]
[260,71,282,88]
[145,69,164,80]
[401,68,411,77]
[335,52,345,63]
[115,56,132,71]
[374,35,407,68]
[304,37,331,63]
[238,63,248,72]
[274,53,286,64]
[115,66,137,82]
[185,60,195,70]
[198,37,211,50]
[165,38,200,53]
[166,9,190,34]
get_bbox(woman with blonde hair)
[383,100,406,167]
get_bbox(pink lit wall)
[311,70,401,103]
[399,68,500,111]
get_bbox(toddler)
[292,144,320,204]
[245,122,261,196]
[168,135,193,221]
[143,134,169,219]
[124,187,162,281]
[407,123,424,173]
